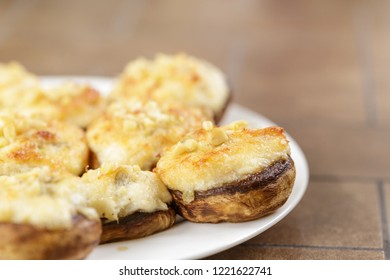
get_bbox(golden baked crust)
[86,100,212,170]
[156,121,291,196]
[0,62,40,103]
[110,53,230,121]
[0,62,57,120]
[43,82,106,128]
[0,62,106,128]
[0,113,89,175]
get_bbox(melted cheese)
[0,62,54,116]
[110,53,229,116]
[0,62,106,128]
[43,82,106,128]
[0,112,88,175]
[0,168,98,229]
[156,121,291,202]
[0,62,41,106]
[86,100,211,170]
[80,164,172,221]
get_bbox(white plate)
[42,76,310,260]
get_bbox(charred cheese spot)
[36,130,56,141]
[156,121,292,202]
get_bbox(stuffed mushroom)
[156,121,296,223]
[80,164,175,243]
[0,168,101,260]
[109,53,231,123]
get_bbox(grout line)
[240,243,383,252]
[0,0,37,48]
[353,5,378,127]
[110,0,149,44]
[310,174,390,183]
[377,180,390,260]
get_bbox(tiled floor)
[206,246,384,260]
[286,124,390,178]
[0,0,389,259]
[248,181,383,248]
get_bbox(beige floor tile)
[286,123,390,178]
[371,20,390,126]
[0,0,143,75]
[124,0,250,73]
[246,181,382,248]
[358,0,390,126]
[0,0,240,76]
[375,77,390,127]
[234,29,365,126]
[206,246,384,260]
[0,0,13,16]
[105,35,233,74]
